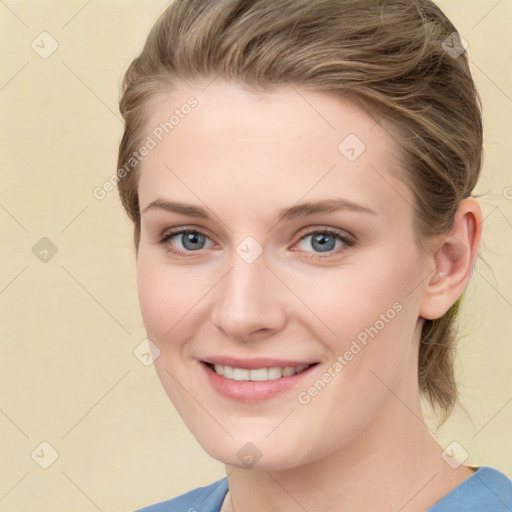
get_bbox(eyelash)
[156,227,355,259]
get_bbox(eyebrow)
[142,198,377,222]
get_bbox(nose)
[211,250,287,342]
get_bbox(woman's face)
[136,81,433,470]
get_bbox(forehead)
[137,81,412,220]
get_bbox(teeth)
[249,368,268,381]
[223,365,234,379]
[282,366,296,377]
[267,367,282,379]
[233,368,250,381]
[210,363,310,381]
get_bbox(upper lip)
[202,356,318,369]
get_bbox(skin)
[135,80,482,512]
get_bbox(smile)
[200,359,319,402]
[207,363,313,381]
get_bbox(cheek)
[286,256,418,346]
[136,254,200,343]
[136,260,165,338]
[137,249,219,352]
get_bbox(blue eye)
[159,230,214,253]
[296,229,353,254]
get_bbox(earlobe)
[420,198,483,320]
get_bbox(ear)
[419,198,483,320]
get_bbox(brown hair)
[117,0,483,424]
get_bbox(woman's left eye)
[294,229,354,255]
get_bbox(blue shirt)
[135,466,512,512]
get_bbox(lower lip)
[200,362,317,403]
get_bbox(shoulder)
[135,477,229,512]
[428,466,512,512]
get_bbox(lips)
[200,357,319,402]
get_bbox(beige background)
[0,1,510,511]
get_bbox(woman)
[116,0,512,510]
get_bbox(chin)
[191,432,318,472]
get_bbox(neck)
[222,390,473,512]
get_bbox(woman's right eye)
[158,229,214,255]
